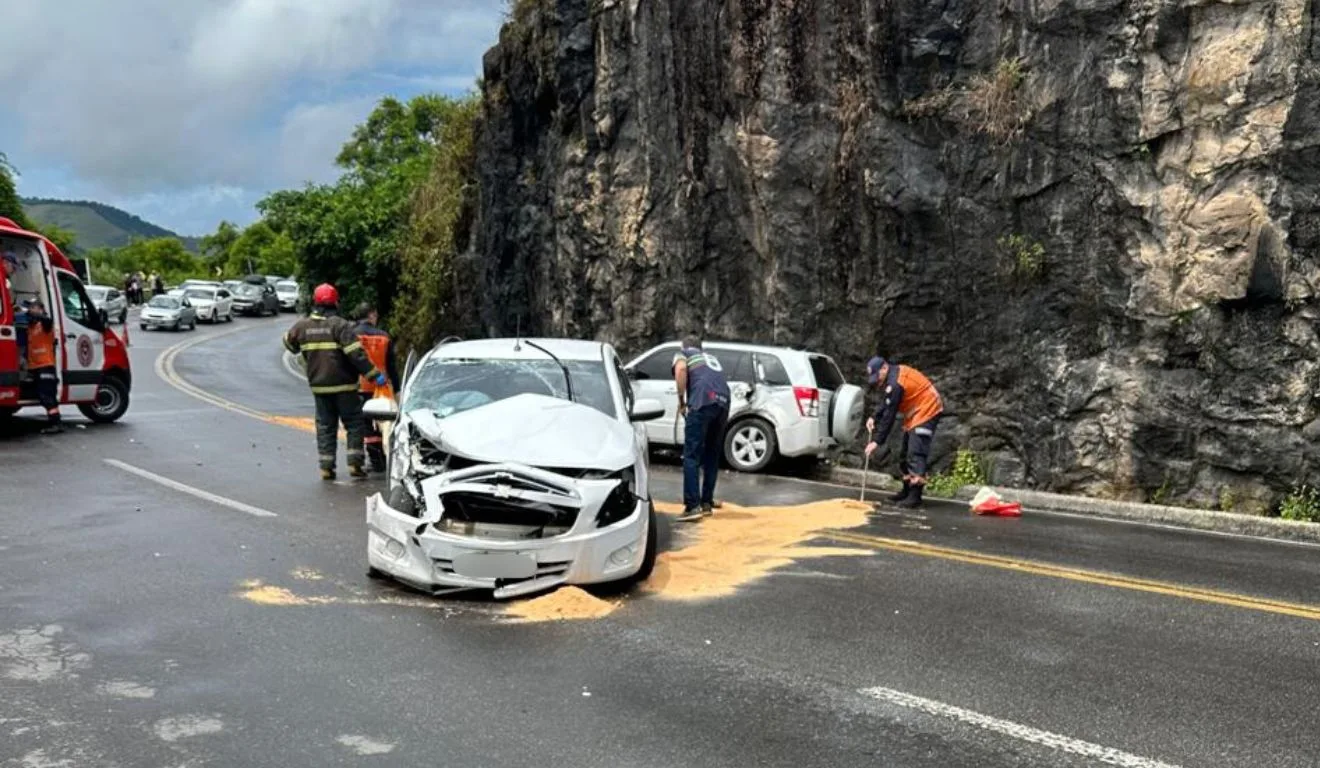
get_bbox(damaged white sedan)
[362,338,666,599]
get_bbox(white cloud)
[277,97,379,186]
[0,0,504,232]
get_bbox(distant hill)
[20,198,201,252]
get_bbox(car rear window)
[809,355,846,390]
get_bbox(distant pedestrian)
[673,335,731,522]
[863,353,945,509]
[151,273,164,297]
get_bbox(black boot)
[888,481,912,503]
[897,484,924,509]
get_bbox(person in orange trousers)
[863,354,945,508]
[354,303,399,473]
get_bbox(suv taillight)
[793,386,820,418]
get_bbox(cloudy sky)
[0,0,504,235]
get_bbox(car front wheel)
[724,417,778,473]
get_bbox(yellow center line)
[821,529,1320,621]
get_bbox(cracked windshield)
[3,2,1317,767]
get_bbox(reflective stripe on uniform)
[309,383,361,394]
[342,341,363,353]
[299,341,339,351]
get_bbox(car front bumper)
[278,297,298,308]
[365,479,649,599]
[140,314,178,327]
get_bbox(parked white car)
[182,286,234,323]
[274,280,300,311]
[363,338,665,599]
[84,285,128,324]
[625,342,865,472]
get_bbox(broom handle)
[860,428,873,502]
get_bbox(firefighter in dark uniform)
[22,300,63,434]
[353,302,399,473]
[283,284,383,480]
[672,335,731,522]
[864,355,945,508]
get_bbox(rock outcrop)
[471,0,1320,510]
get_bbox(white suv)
[625,342,865,472]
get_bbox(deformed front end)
[367,461,651,599]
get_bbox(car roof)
[429,338,609,362]
[647,339,822,357]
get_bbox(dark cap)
[866,356,888,385]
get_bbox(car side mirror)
[629,398,665,422]
[624,366,639,381]
[363,397,399,422]
[99,308,109,326]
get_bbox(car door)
[216,289,232,317]
[706,347,755,420]
[54,270,105,402]
[626,344,680,445]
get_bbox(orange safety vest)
[27,321,56,369]
[357,331,392,395]
[895,366,943,431]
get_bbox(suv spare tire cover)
[831,384,866,444]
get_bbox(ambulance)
[0,217,132,424]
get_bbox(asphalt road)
[3,313,1320,767]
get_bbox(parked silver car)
[85,285,128,324]
[626,342,865,472]
[139,294,197,332]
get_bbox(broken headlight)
[595,467,640,527]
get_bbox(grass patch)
[926,449,989,498]
[1279,485,1320,522]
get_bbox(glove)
[374,374,387,387]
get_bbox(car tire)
[139,323,148,331]
[367,567,389,581]
[189,319,197,330]
[724,417,778,473]
[77,375,130,424]
[632,504,658,582]
[0,406,17,422]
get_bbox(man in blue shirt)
[672,335,731,521]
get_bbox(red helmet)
[312,283,339,306]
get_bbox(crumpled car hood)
[407,393,635,471]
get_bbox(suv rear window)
[809,355,846,390]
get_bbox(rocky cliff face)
[472,0,1320,510]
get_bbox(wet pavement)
[3,314,1319,767]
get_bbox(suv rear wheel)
[724,417,777,473]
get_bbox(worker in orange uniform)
[863,354,944,508]
[354,303,399,473]
[22,300,63,434]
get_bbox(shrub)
[996,234,1045,280]
[963,57,1028,141]
[926,449,988,498]
[1279,485,1320,522]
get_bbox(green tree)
[113,237,201,283]
[0,153,34,230]
[200,220,240,275]
[260,93,469,318]
[391,95,481,355]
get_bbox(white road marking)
[103,459,277,518]
[282,350,306,381]
[859,686,1183,768]
[153,715,223,742]
[336,735,395,755]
